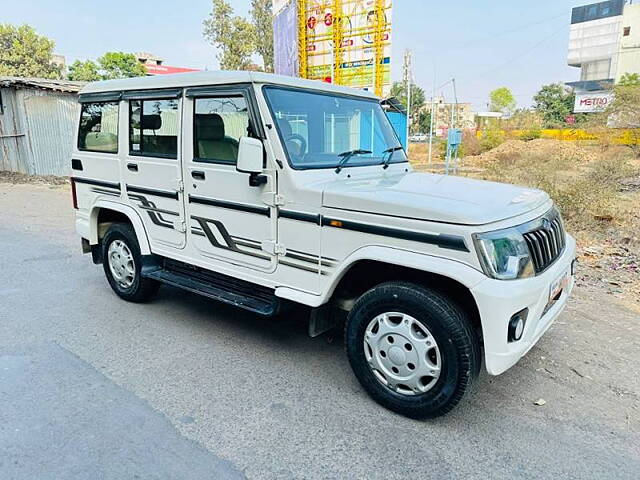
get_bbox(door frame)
[181,83,278,273]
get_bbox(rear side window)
[78,102,119,153]
[193,96,249,164]
[129,99,179,158]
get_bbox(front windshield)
[264,86,407,170]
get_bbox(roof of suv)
[79,70,379,100]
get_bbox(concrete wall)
[617,4,640,81]
[0,86,78,176]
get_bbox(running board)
[143,258,280,316]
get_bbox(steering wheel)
[284,134,307,161]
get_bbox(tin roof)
[0,76,85,93]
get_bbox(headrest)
[141,114,162,130]
[195,114,225,141]
[278,118,292,137]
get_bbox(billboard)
[574,91,614,113]
[273,0,299,77]
[273,0,392,96]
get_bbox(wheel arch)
[89,201,151,255]
[323,247,486,338]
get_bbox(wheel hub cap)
[364,312,442,396]
[107,239,135,289]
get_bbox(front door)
[122,89,186,250]
[182,85,276,271]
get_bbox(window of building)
[193,96,250,164]
[129,99,179,158]
[78,102,119,153]
[624,26,631,37]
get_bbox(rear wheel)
[345,281,480,419]
[102,223,159,302]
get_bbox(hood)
[321,172,550,226]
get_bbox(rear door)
[121,89,186,250]
[182,84,276,272]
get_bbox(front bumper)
[472,234,577,375]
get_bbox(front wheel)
[345,282,480,419]
[102,223,159,303]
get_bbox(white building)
[567,0,640,90]
[617,2,640,81]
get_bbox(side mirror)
[236,137,267,187]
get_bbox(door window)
[78,102,119,153]
[129,99,179,158]
[193,96,250,164]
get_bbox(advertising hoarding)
[273,0,393,96]
[574,91,614,113]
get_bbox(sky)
[4,0,593,109]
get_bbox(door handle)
[191,170,206,180]
[127,163,138,172]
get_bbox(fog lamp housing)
[508,309,529,343]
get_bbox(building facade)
[568,0,640,90]
[617,3,640,80]
[421,97,475,136]
[135,52,200,76]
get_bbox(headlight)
[473,228,535,280]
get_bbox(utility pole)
[402,49,412,148]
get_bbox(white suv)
[72,71,576,418]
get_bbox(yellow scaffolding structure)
[332,0,344,85]
[373,0,386,97]
[297,0,390,94]
[298,0,308,78]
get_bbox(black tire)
[101,223,160,303]
[345,281,480,419]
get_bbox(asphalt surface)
[1,183,639,480]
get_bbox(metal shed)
[0,77,85,176]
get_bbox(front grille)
[523,214,566,273]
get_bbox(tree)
[203,0,257,70]
[533,83,576,128]
[250,0,273,72]
[0,24,61,79]
[98,52,146,80]
[390,82,426,134]
[68,60,100,81]
[618,73,640,87]
[605,84,640,156]
[418,111,432,134]
[68,52,146,82]
[489,87,516,115]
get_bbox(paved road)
[1,183,639,480]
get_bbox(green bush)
[519,127,542,142]
[479,129,506,152]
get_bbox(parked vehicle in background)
[72,71,576,418]
[409,133,428,142]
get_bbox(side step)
[143,258,280,316]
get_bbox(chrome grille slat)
[523,213,567,274]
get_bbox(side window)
[129,99,179,158]
[78,102,119,153]
[194,96,249,164]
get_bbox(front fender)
[87,200,151,255]
[275,246,486,307]
[323,246,486,302]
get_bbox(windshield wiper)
[381,146,405,170]
[335,149,372,174]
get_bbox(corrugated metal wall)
[0,86,78,176]
[0,87,29,173]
